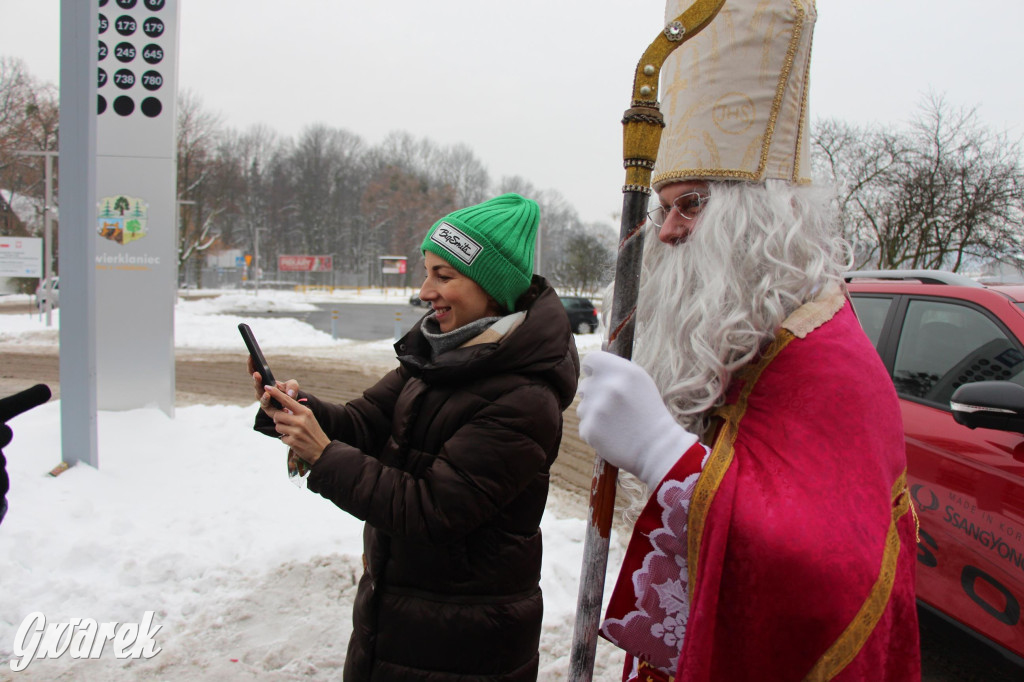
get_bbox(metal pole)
[254,227,266,296]
[58,0,99,468]
[15,150,58,327]
[567,2,726,679]
[535,220,542,277]
[43,153,53,327]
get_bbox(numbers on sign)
[99,41,108,61]
[116,0,138,8]
[99,14,109,33]
[114,70,136,89]
[115,16,137,35]
[143,17,165,37]
[98,69,108,88]
[142,45,164,64]
[144,0,166,9]
[115,43,137,62]
[142,71,163,90]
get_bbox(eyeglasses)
[647,191,710,227]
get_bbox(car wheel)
[576,321,591,334]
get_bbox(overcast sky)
[2,0,1022,226]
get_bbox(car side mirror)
[950,381,1024,434]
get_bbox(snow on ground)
[1,287,605,362]
[0,289,622,680]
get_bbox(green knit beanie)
[421,193,539,311]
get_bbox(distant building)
[0,193,26,235]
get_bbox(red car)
[846,270,1024,665]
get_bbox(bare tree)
[431,143,491,206]
[0,57,58,235]
[548,230,614,295]
[813,95,1024,271]
[212,124,288,277]
[359,165,456,284]
[176,90,225,285]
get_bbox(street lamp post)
[254,227,267,296]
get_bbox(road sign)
[379,255,407,275]
[278,255,333,272]
[0,237,42,277]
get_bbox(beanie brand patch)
[430,222,482,266]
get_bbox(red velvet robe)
[602,296,921,681]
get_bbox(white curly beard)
[629,180,850,441]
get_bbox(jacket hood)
[396,276,580,410]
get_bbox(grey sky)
[2,1,1022,226]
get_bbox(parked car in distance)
[34,276,58,309]
[846,269,1024,666]
[409,294,427,307]
[560,296,599,334]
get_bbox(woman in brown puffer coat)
[250,194,579,681]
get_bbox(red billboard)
[278,255,333,272]
[379,256,407,275]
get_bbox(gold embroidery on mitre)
[756,0,806,181]
[651,0,815,188]
[687,329,796,602]
[791,22,814,182]
[712,92,756,134]
[803,471,911,681]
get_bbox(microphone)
[0,384,52,425]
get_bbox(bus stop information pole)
[567,2,725,679]
[58,2,99,467]
[93,0,180,415]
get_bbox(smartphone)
[238,323,281,408]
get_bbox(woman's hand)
[262,385,331,466]
[247,355,300,417]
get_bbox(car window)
[850,295,892,349]
[892,299,1024,406]
[560,298,589,310]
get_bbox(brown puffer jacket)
[264,277,579,681]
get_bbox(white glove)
[577,350,699,489]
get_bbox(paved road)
[244,301,428,341]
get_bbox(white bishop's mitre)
[652,0,816,190]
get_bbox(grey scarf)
[420,314,503,359]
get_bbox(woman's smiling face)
[418,251,502,333]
